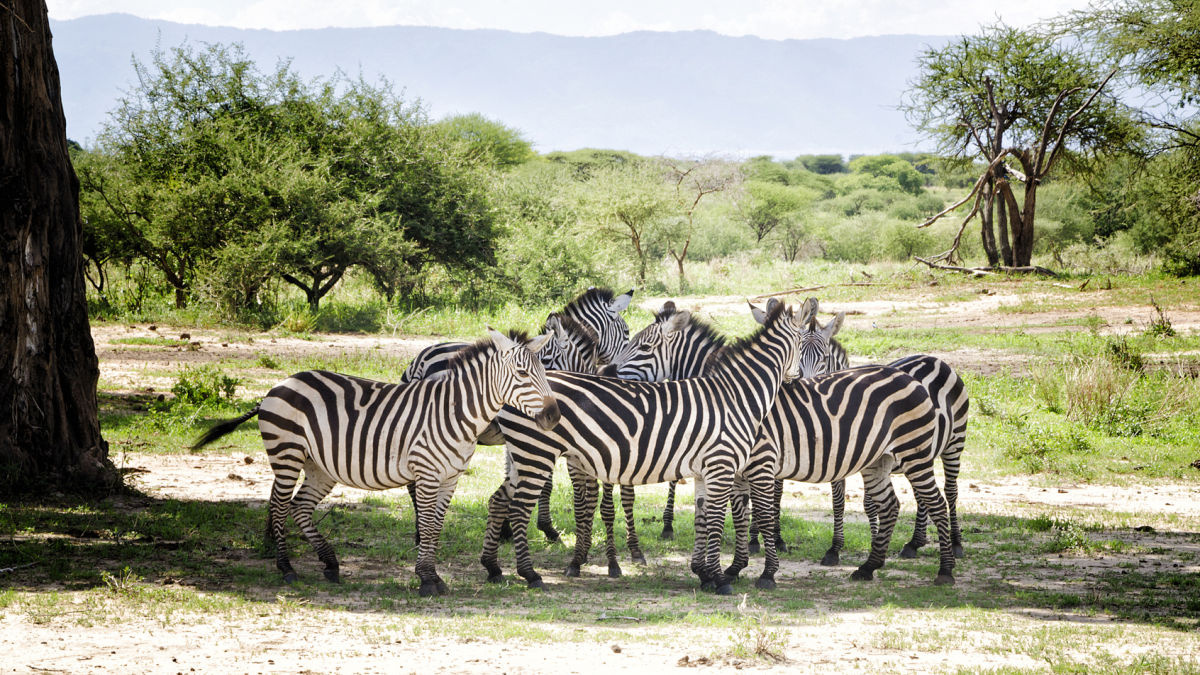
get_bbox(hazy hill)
[50,14,950,157]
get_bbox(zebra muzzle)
[534,396,561,430]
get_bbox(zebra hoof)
[953,544,965,559]
[747,541,761,555]
[436,580,449,595]
[418,580,442,597]
[755,576,777,590]
[899,543,920,559]
[544,532,561,544]
[526,578,545,590]
[660,527,674,541]
[607,564,622,579]
[934,572,956,586]
[820,550,840,567]
[700,579,716,592]
[323,568,340,583]
[631,553,647,565]
[282,572,299,584]
[564,564,581,578]
[486,574,504,584]
[850,567,875,581]
[715,583,733,596]
[776,538,789,553]
[723,565,743,581]
[538,525,560,543]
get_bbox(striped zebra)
[604,302,957,585]
[479,301,816,594]
[191,329,561,597]
[400,290,634,547]
[791,300,968,563]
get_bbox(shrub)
[170,365,240,405]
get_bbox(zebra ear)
[545,313,568,340]
[823,311,845,339]
[765,298,781,313]
[526,331,554,354]
[488,327,516,351]
[663,310,690,335]
[749,302,768,325]
[660,300,676,314]
[794,300,817,327]
[610,290,633,313]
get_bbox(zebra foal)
[192,329,560,597]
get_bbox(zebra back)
[400,341,470,383]
[562,287,634,366]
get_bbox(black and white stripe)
[192,330,560,597]
[479,302,814,594]
[792,298,969,563]
[606,303,957,585]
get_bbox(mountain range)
[50,14,952,157]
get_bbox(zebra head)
[748,298,818,383]
[796,296,845,379]
[487,329,561,430]
[562,287,634,367]
[602,301,726,382]
[540,312,601,374]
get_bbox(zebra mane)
[701,301,787,375]
[565,287,617,313]
[655,304,727,352]
[443,329,530,373]
[543,312,599,347]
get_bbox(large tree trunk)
[979,177,1000,266]
[1,1,114,494]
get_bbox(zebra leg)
[851,460,900,582]
[509,475,549,590]
[414,475,458,597]
[822,479,846,566]
[747,489,760,554]
[689,479,709,586]
[536,477,560,543]
[564,463,597,578]
[290,462,340,583]
[407,482,422,546]
[900,501,929,559]
[772,478,787,553]
[725,479,750,580]
[661,481,677,540]
[863,489,880,539]
[907,470,956,585]
[700,469,735,595]
[267,464,301,583]
[944,450,964,558]
[480,483,513,583]
[620,485,646,564]
[747,472,779,589]
[600,483,621,578]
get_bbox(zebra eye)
[515,368,530,377]
[637,343,653,352]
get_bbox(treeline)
[75,2,1200,325]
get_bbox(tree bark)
[979,178,999,266]
[0,1,114,494]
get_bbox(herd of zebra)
[193,287,969,597]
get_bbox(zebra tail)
[190,406,260,452]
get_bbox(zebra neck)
[437,355,508,443]
[675,339,723,379]
[704,329,791,420]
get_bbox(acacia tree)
[903,23,1137,268]
[1,0,115,493]
[583,161,672,288]
[663,158,741,292]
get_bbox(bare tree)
[1,0,114,493]
[664,158,741,292]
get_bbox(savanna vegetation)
[3,0,1200,672]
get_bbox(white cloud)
[46,0,1096,38]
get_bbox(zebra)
[399,290,635,547]
[604,301,956,585]
[791,300,968,563]
[479,301,816,595]
[190,329,561,597]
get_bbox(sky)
[45,0,1098,39]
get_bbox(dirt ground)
[7,291,1199,673]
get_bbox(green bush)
[170,365,240,405]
